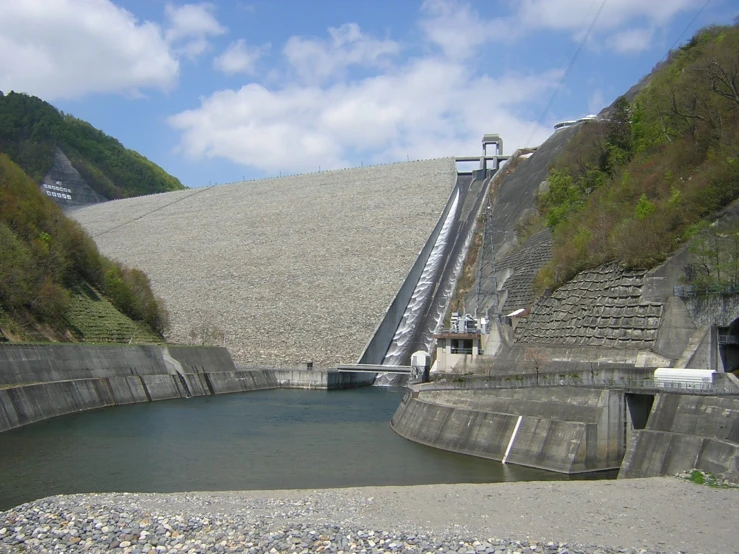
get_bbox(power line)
[667,0,711,55]
[525,0,608,146]
[93,184,217,238]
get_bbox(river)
[0,388,597,510]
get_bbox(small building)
[433,313,488,373]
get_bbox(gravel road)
[1,478,735,553]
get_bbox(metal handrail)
[674,284,739,297]
[422,377,738,396]
[450,347,476,354]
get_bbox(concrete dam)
[70,159,458,369]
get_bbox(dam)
[3,127,734,486]
[70,160,459,369]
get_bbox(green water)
[0,388,586,510]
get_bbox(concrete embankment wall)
[0,344,233,432]
[391,386,626,473]
[620,394,739,478]
[0,345,375,433]
[273,370,376,389]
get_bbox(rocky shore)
[1,478,736,554]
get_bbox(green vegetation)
[534,24,739,292]
[0,91,186,199]
[0,154,168,341]
[66,283,162,344]
[684,469,738,488]
[683,220,739,291]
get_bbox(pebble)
[0,494,673,554]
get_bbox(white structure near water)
[654,368,716,389]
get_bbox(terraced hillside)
[71,159,457,367]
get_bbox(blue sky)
[0,0,735,188]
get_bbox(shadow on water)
[0,388,614,510]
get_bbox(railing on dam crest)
[420,371,739,396]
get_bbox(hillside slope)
[536,23,739,291]
[0,91,186,202]
[0,154,166,344]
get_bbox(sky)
[0,0,736,188]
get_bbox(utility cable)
[666,0,711,56]
[93,184,217,238]
[525,0,608,146]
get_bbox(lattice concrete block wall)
[517,264,664,349]
[71,159,457,368]
[498,230,553,314]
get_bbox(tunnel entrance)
[625,393,655,430]
[718,318,739,373]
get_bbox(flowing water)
[382,189,460,367]
[0,388,587,510]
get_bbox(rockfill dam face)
[71,159,457,368]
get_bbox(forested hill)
[534,23,739,292]
[0,153,168,343]
[0,91,185,200]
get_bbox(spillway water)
[376,175,483,385]
[382,189,460,368]
[0,388,583,511]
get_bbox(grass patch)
[65,282,163,344]
[681,469,739,489]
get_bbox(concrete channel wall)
[0,345,375,433]
[357,178,462,365]
[392,372,739,476]
[619,394,739,478]
[391,385,627,473]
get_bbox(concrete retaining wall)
[204,370,279,394]
[0,344,234,385]
[273,370,377,389]
[620,394,739,478]
[0,345,378,433]
[391,386,626,473]
[421,388,604,422]
[0,379,116,431]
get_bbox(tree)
[524,347,549,385]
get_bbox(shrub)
[0,153,169,338]
[534,23,739,290]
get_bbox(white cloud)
[164,2,226,59]
[515,0,702,33]
[0,0,178,100]
[419,0,514,60]
[283,23,399,83]
[171,0,703,174]
[214,39,268,75]
[168,48,558,173]
[420,0,702,55]
[606,27,654,53]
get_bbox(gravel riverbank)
[1,478,736,554]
